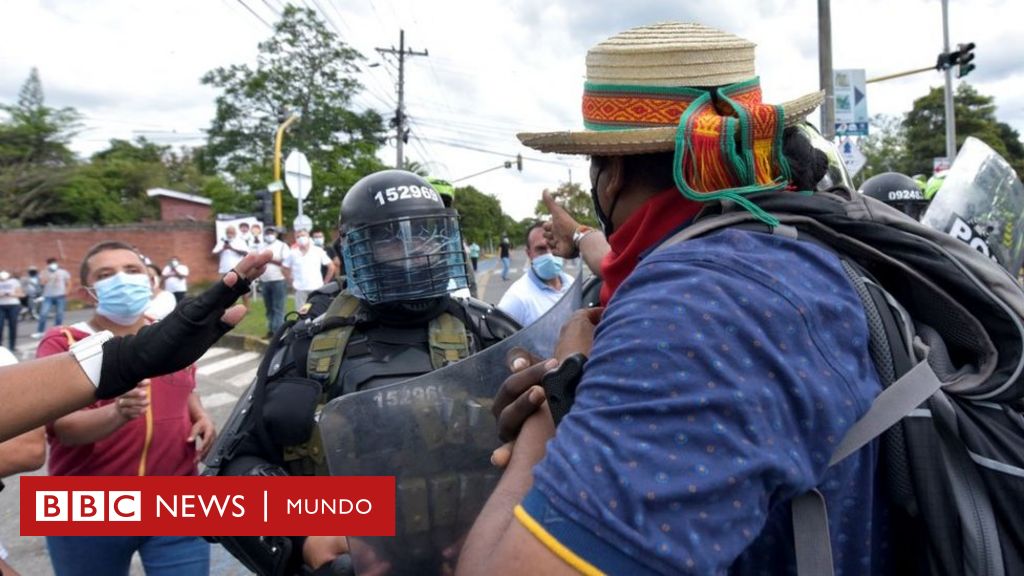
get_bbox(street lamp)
[272,112,300,227]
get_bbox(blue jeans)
[37,295,65,332]
[261,280,287,335]
[501,257,510,280]
[0,304,18,349]
[47,535,209,576]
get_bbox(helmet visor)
[343,213,468,304]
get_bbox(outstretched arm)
[0,251,271,442]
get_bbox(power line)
[236,0,273,29]
[417,135,578,167]
[257,0,281,21]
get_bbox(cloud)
[3,0,1021,222]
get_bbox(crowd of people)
[2,19,1022,576]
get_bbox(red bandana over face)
[599,187,702,305]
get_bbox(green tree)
[57,138,238,225]
[0,68,80,226]
[453,185,505,251]
[858,114,909,184]
[201,5,388,233]
[902,83,1024,177]
[534,181,597,227]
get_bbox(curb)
[219,332,269,354]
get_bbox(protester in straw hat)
[458,22,885,576]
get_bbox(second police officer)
[207,170,519,575]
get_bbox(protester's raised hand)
[95,251,272,399]
[542,190,582,259]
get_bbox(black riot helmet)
[339,170,468,305]
[860,171,930,220]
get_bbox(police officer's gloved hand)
[95,271,254,399]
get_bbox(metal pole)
[273,114,299,228]
[818,0,835,140]
[941,0,957,162]
[396,29,405,169]
[866,65,936,84]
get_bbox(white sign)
[293,215,313,232]
[834,69,869,137]
[267,181,284,193]
[215,215,262,243]
[284,150,312,201]
[839,138,867,178]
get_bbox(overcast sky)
[2,0,1021,221]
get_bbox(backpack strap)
[428,312,470,369]
[306,291,364,391]
[793,357,945,576]
[792,490,834,576]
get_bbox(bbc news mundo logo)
[22,477,394,536]
[36,491,142,522]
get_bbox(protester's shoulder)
[631,228,852,300]
[35,326,82,357]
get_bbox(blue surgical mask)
[532,253,564,281]
[92,272,152,325]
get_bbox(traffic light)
[935,51,955,71]
[516,153,523,172]
[957,42,976,78]
[254,191,273,225]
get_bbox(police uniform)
[206,171,518,576]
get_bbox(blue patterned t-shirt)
[517,229,888,575]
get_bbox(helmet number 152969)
[374,185,440,205]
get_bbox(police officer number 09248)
[373,185,441,206]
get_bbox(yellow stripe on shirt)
[514,504,605,576]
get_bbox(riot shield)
[920,136,1024,273]
[318,276,583,575]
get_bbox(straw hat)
[518,22,824,155]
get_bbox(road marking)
[226,370,257,388]
[199,347,233,363]
[201,392,239,409]
[197,352,261,376]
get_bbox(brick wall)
[157,196,212,222]
[0,222,220,298]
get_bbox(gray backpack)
[659,186,1024,576]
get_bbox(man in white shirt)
[497,222,574,327]
[212,226,249,274]
[213,226,250,305]
[259,227,291,337]
[161,256,190,302]
[285,229,334,311]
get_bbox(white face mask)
[264,234,277,243]
[297,236,310,247]
[0,272,9,281]
[48,263,58,272]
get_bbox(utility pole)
[818,0,835,140]
[941,0,957,162]
[377,30,428,169]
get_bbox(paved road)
[1,249,580,574]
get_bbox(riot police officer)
[207,170,518,575]
[860,171,930,220]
